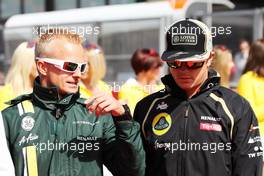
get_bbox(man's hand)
[85,92,125,117]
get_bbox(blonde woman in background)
[80,42,114,176]
[237,39,264,143]
[0,41,38,110]
[210,45,234,88]
[237,39,264,175]
[80,43,110,99]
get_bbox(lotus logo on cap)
[161,18,212,61]
[172,34,197,45]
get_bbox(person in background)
[0,41,37,110]
[237,38,264,149]
[118,48,164,114]
[80,41,114,176]
[0,70,5,87]
[210,45,234,88]
[80,42,110,98]
[230,39,250,87]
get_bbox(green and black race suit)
[1,77,145,176]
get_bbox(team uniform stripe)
[17,103,24,116]
[22,147,28,176]
[22,100,34,113]
[210,93,234,139]
[26,146,38,176]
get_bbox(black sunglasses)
[167,60,205,69]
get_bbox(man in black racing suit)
[134,18,263,176]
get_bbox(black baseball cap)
[161,18,213,61]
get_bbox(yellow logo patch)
[152,113,172,136]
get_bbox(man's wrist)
[112,104,132,121]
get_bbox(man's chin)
[67,88,79,94]
[176,81,193,89]
[60,87,79,95]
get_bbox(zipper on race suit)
[181,103,190,176]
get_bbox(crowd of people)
[0,18,263,176]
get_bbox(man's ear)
[36,60,48,76]
[206,51,215,67]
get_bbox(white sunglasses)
[36,57,87,73]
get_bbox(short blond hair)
[35,28,83,57]
[5,42,37,95]
[82,47,106,87]
[211,46,233,87]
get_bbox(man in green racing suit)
[0,28,145,176]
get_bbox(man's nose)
[179,64,188,71]
[72,67,82,77]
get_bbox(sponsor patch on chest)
[73,121,100,126]
[152,113,172,136]
[156,102,168,110]
[21,116,35,131]
[200,116,221,122]
[18,133,39,146]
[200,122,222,132]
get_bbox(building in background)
[2,0,235,84]
[0,0,263,86]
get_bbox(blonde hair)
[35,28,83,57]
[211,46,233,87]
[82,48,106,88]
[5,42,37,95]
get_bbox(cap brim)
[161,51,210,62]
